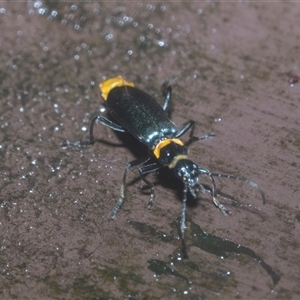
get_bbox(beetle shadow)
[90,107,203,209]
[112,130,150,158]
[108,129,204,210]
[92,128,264,217]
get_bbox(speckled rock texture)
[0,2,299,299]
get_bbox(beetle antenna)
[198,167,232,215]
[210,173,265,204]
[208,172,232,215]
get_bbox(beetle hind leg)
[61,114,126,149]
[162,86,172,112]
[161,76,176,112]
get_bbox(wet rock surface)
[0,2,299,299]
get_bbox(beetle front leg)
[138,162,162,209]
[108,156,151,220]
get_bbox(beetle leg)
[139,162,162,209]
[180,184,189,259]
[175,120,195,138]
[161,75,176,112]
[180,184,188,239]
[61,114,126,148]
[89,115,126,144]
[162,86,172,111]
[198,167,232,215]
[210,172,265,204]
[108,156,151,220]
[176,120,215,146]
[186,121,215,145]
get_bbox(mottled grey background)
[0,1,300,299]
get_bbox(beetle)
[63,76,264,255]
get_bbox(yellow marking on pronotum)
[100,76,135,100]
[168,154,188,169]
[153,138,184,159]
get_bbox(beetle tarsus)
[60,140,91,149]
[147,194,155,209]
[108,197,124,220]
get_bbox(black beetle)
[63,76,264,256]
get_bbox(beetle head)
[174,159,200,197]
